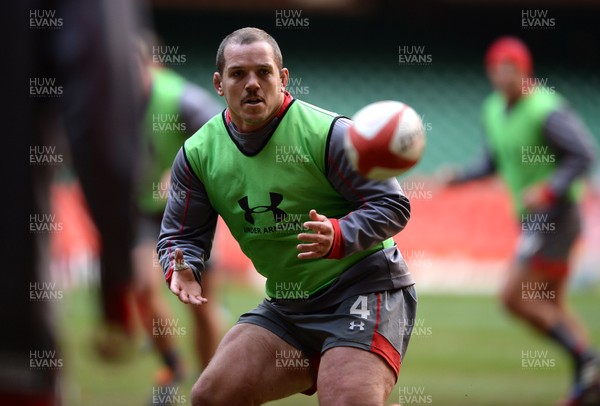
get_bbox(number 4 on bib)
[350,295,370,319]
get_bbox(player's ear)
[213,72,224,96]
[280,68,289,91]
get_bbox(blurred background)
[38,0,600,405]
[147,0,600,289]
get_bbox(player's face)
[214,41,289,132]
[487,62,524,101]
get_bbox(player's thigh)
[192,323,314,404]
[317,346,396,406]
[504,254,570,305]
[502,259,528,297]
[502,263,572,316]
[507,206,580,300]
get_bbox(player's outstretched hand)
[170,248,208,305]
[297,209,334,260]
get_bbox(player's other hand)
[297,209,334,260]
[170,248,207,305]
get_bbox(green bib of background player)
[482,89,582,215]
[185,100,393,298]
[138,67,189,214]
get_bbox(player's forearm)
[334,193,410,257]
[157,148,217,284]
[157,227,209,285]
[326,118,410,258]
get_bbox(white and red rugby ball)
[344,100,426,180]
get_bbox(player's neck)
[504,88,526,108]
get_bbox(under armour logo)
[349,321,365,331]
[238,193,287,225]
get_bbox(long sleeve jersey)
[158,96,414,312]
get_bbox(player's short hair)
[216,27,283,75]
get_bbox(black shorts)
[515,203,581,276]
[237,285,417,393]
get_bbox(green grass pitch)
[57,282,600,405]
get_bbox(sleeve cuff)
[325,218,345,259]
[164,262,202,287]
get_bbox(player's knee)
[321,385,387,406]
[319,374,391,406]
[191,371,262,406]
[500,287,524,317]
[191,375,219,406]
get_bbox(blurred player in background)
[134,33,223,387]
[2,0,143,404]
[445,36,599,405]
[157,27,416,405]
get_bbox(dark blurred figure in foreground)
[1,0,143,404]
